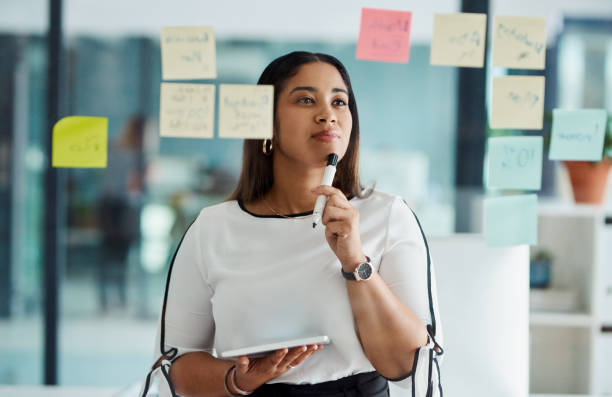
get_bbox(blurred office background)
[0,0,611,395]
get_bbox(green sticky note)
[549,109,607,161]
[484,194,538,247]
[486,136,543,190]
[52,116,108,168]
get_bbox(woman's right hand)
[232,344,323,392]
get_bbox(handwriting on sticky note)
[549,109,607,161]
[218,84,273,139]
[492,16,547,69]
[484,194,538,247]
[430,13,487,67]
[491,76,545,130]
[161,26,216,80]
[52,116,108,168]
[487,136,543,190]
[160,83,215,138]
[356,8,412,63]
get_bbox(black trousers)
[250,371,389,397]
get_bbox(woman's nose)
[316,107,337,123]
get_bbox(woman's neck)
[264,156,325,214]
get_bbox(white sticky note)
[160,83,215,138]
[430,13,487,68]
[549,109,608,161]
[491,76,545,130]
[486,136,543,190]
[161,26,217,80]
[218,84,274,139]
[484,194,538,247]
[492,16,547,70]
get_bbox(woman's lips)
[312,131,339,142]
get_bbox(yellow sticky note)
[491,76,545,130]
[492,16,547,70]
[161,26,217,80]
[430,13,487,68]
[218,84,273,139]
[160,83,215,138]
[52,116,108,168]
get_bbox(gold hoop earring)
[262,139,273,156]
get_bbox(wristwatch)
[341,256,374,281]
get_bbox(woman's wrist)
[341,253,368,272]
[224,364,254,396]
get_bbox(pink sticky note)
[356,8,412,63]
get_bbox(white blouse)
[150,190,443,395]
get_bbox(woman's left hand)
[311,185,367,272]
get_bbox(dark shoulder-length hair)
[226,51,374,203]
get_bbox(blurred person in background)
[97,114,146,313]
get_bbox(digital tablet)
[219,335,330,359]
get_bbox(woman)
[143,51,443,397]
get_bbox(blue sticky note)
[549,109,607,161]
[486,136,543,190]
[484,194,538,247]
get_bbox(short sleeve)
[378,197,444,391]
[147,214,216,396]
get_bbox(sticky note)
[549,109,608,161]
[486,136,543,190]
[161,26,216,80]
[484,194,538,247]
[52,116,107,168]
[492,16,547,70]
[491,76,545,130]
[218,84,273,139]
[356,8,412,63]
[160,83,215,138]
[430,13,487,68]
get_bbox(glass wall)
[0,0,48,383]
[54,37,457,386]
[1,0,611,391]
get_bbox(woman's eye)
[333,98,347,106]
[298,97,314,104]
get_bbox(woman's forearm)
[170,352,234,397]
[344,269,428,379]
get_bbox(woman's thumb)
[236,356,249,373]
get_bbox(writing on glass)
[223,94,271,133]
[166,32,210,72]
[557,123,601,144]
[69,134,103,154]
[507,90,540,108]
[501,145,536,169]
[368,19,409,52]
[496,22,544,62]
[448,29,482,61]
[162,84,214,136]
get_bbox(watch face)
[357,263,372,280]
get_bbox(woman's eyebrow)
[289,86,316,94]
[289,86,348,95]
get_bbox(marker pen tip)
[312,223,316,229]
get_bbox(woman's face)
[274,61,352,166]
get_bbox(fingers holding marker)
[325,220,351,239]
[321,205,351,226]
